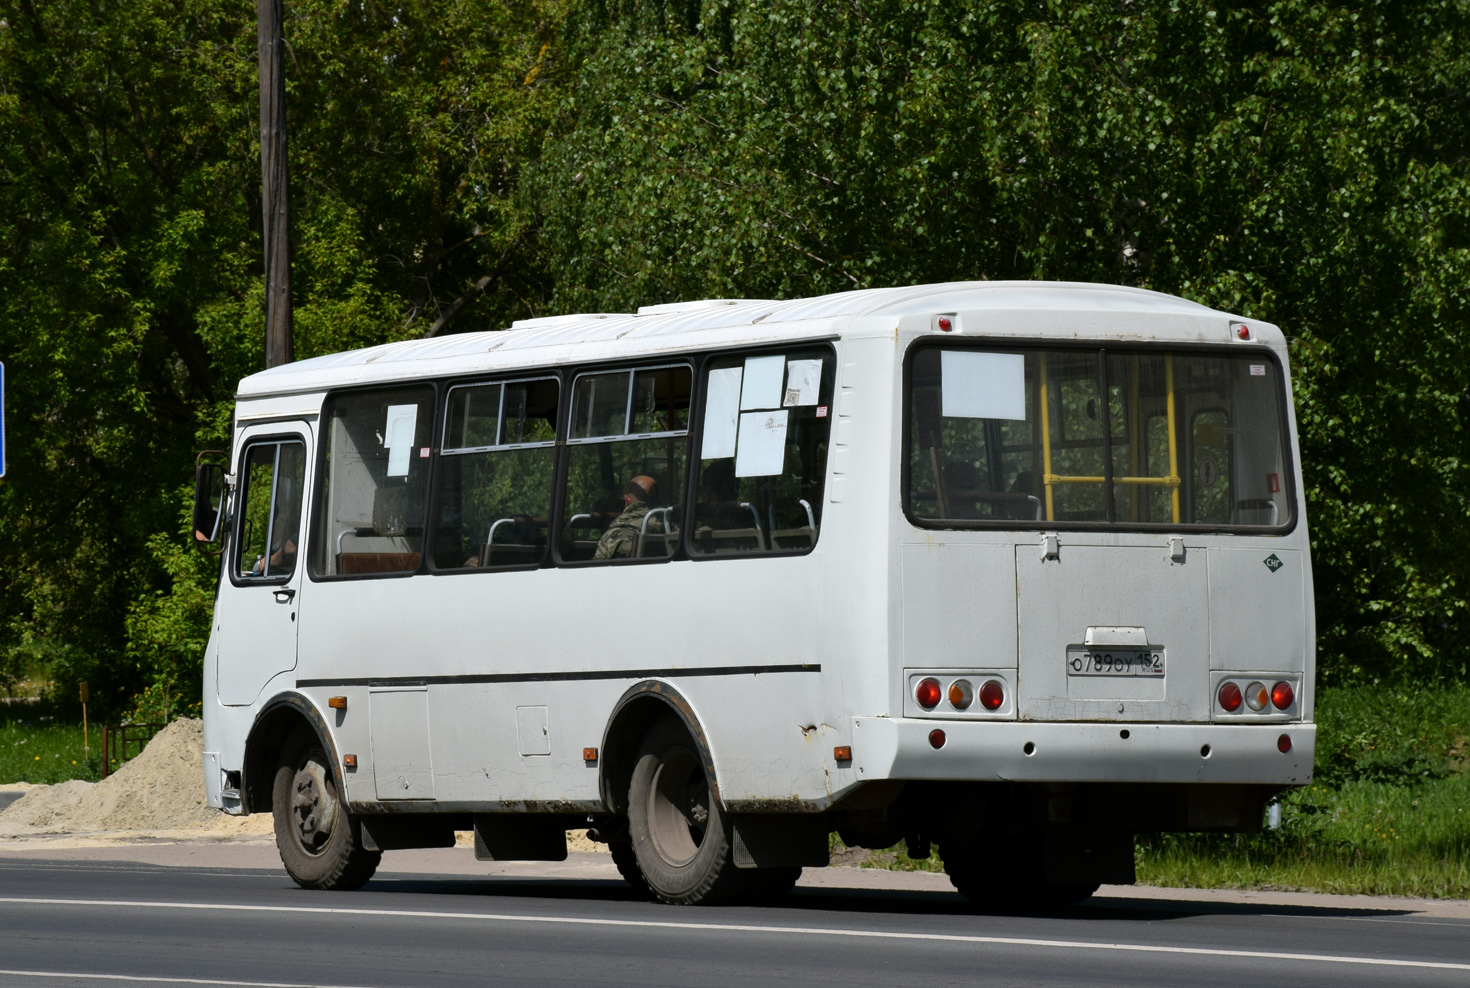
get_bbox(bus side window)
[560,365,691,563]
[235,441,305,581]
[433,377,558,570]
[689,348,833,556]
[309,386,435,578]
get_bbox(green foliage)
[124,502,221,718]
[0,0,565,712]
[536,0,1470,682]
[0,720,105,785]
[122,682,201,726]
[0,0,1467,696]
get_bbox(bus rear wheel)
[272,729,380,891]
[939,835,1097,910]
[627,716,745,905]
[608,840,651,897]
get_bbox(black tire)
[741,866,802,904]
[272,728,380,890]
[627,716,746,905]
[608,841,652,897]
[939,836,1096,910]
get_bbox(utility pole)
[258,0,293,368]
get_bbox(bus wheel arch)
[599,681,721,818]
[243,693,339,816]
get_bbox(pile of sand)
[0,719,604,851]
[0,718,270,839]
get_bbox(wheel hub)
[647,746,709,867]
[291,758,338,853]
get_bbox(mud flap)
[731,814,831,869]
[359,814,459,852]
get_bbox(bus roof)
[236,281,1226,399]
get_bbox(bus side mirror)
[193,451,228,554]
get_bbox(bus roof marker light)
[916,677,942,710]
[1218,681,1242,713]
[1272,682,1295,710]
[1235,323,1251,340]
[936,315,954,332]
[928,729,946,749]
[979,680,1004,711]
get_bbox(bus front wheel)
[272,729,380,891]
[627,716,745,905]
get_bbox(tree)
[0,0,565,715]
[531,0,1470,682]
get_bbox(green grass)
[0,718,107,784]
[1137,684,1470,898]
[839,685,1470,898]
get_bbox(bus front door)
[216,427,311,706]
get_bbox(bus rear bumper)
[851,718,1314,787]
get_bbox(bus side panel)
[297,556,836,809]
[817,333,898,733]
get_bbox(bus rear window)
[906,345,1293,529]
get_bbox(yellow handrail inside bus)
[1037,351,1181,523]
[1165,354,1181,523]
[1039,353,1055,521]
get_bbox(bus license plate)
[1066,647,1165,676]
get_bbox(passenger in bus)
[251,537,297,576]
[594,475,662,559]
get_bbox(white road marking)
[0,970,373,988]
[1,896,1467,973]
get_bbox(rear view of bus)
[864,297,1312,905]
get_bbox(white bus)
[195,282,1314,906]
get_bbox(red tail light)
[979,680,1004,711]
[1271,682,1295,710]
[1218,681,1242,712]
[916,677,942,709]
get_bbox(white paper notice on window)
[783,359,822,407]
[740,355,786,410]
[941,351,1026,420]
[701,366,742,459]
[384,404,418,477]
[735,410,788,477]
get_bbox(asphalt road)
[1,854,1469,988]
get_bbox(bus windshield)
[906,344,1294,530]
